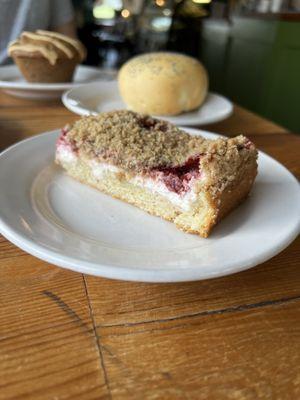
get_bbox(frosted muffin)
[8,30,86,83]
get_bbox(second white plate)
[62,81,233,126]
[0,64,116,99]
[0,129,299,282]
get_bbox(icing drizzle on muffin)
[8,30,86,65]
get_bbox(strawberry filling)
[57,126,78,153]
[150,155,201,195]
[57,126,68,144]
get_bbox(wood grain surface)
[0,91,299,400]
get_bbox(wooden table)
[0,92,299,400]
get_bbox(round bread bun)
[118,52,209,116]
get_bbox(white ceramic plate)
[62,81,233,126]
[0,129,299,282]
[0,65,116,99]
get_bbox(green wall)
[201,17,300,132]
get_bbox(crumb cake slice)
[55,110,258,237]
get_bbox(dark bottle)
[73,0,136,69]
[135,0,176,53]
[167,0,211,59]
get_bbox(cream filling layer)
[56,144,199,211]
[130,175,198,211]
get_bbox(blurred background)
[71,0,300,131]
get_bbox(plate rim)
[0,64,109,91]
[62,81,234,126]
[0,129,299,282]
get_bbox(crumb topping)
[62,110,258,193]
[200,135,258,197]
[65,110,208,172]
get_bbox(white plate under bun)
[0,65,116,99]
[0,128,299,282]
[62,81,233,126]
